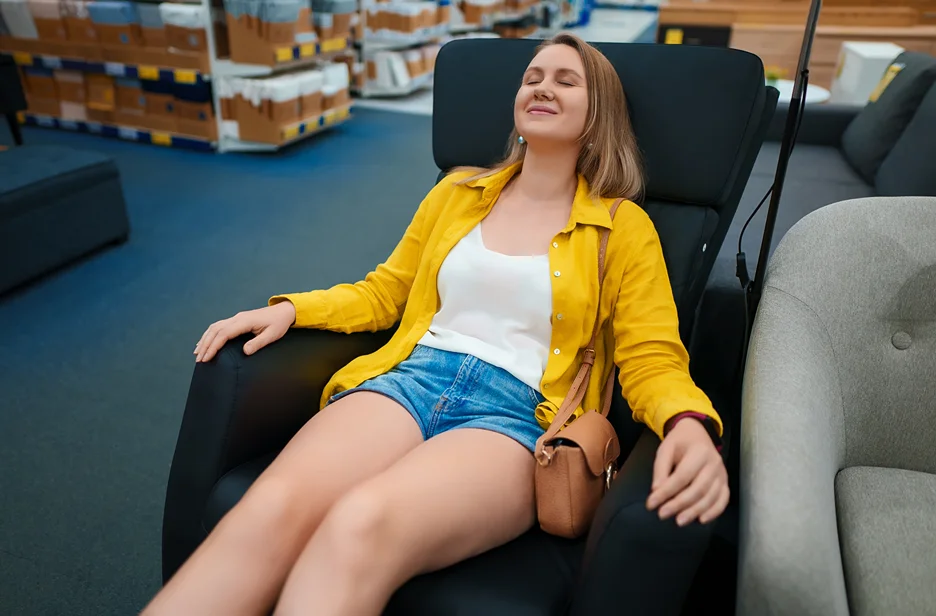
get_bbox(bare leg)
[141,392,423,616]
[274,428,536,616]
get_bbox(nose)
[533,86,554,101]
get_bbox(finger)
[243,327,278,355]
[674,475,724,526]
[647,442,675,509]
[699,485,731,525]
[194,324,216,356]
[649,448,707,511]
[195,324,221,362]
[200,326,236,363]
[658,465,715,521]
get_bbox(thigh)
[347,427,537,575]
[248,391,424,517]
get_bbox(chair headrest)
[433,39,768,210]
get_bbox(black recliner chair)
[162,39,778,615]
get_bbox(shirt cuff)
[664,412,723,452]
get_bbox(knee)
[237,475,310,533]
[594,498,713,552]
[316,486,396,570]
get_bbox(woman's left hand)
[646,418,729,526]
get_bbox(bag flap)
[545,411,620,476]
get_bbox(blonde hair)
[456,33,644,202]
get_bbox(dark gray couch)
[691,76,936,503]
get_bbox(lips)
[527,105,557,115]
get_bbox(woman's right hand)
[194,301,296,363]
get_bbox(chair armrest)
[736,286,849,616]
[568,429,716,614]
[767,102,861,146]
[161,327,393,582]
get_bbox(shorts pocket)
[527,386,545,410]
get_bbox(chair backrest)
[433,39,778,342]
[433,39,777,438]
[759,196,936,473]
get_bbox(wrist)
[665,412,723,452]
[273,300,297,325]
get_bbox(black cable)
[735,75,810,376]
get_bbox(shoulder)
[606,198,657,242]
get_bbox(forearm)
[270,270,407,333]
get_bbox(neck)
[513,144,579,203]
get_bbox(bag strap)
[537,198,623,449]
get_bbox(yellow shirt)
[270,164,722,440]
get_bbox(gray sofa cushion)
[841,52,936,184]
[836,467,936,616]
[876,83,936,196]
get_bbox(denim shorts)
[327,344,547,452]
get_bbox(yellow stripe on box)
[13,52,33,65]
[284,125,300,140]
[138,65,160,80]
[321,38,346,53]
[174,69,197,84]
[324,107,349,126]
[300,43,316,58]
[275,47,293,62]
[151,132,172,146]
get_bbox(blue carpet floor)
[0,108,438,616]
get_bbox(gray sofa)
[736,196,936,615]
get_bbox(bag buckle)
[604,462,617,491]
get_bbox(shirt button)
[552,242,559,248]
[553,271,561,277]
[553,348,561,355]
[556,313,564,320]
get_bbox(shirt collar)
[465,163,614,231]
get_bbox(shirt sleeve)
[611,218,724,440]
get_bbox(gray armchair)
[736,196,936,616]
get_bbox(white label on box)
[118,127,138,140]
[86,122,103,133]
[59,120,79,130]
[40,56,62,70]
[36,116,55,127]
[105,62,126,77]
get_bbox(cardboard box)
[176,99,213,121]
[33,17,68,41]
[144,92,175,117]
[142,26,167,48]
[116,84,146,111]
[176,117,218,141]
[166,24,207,51]
[86,107,114,123]
[96,23,144,47]
[53,71,86,103]
[114,108,146,127]
[86,74,116,111]
[24,70,58,99]
[59,101,88,121]
[63,16,98,44]
[300,91,323,117]
[26,96,61,117]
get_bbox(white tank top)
[417,223,553,392]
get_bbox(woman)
[143,34,728,616]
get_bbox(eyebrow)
[524,67,583,80]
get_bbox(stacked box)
[28,0,66,40]
[159,3,207,52]
[88,1,142,47]
[1,0,39,38]
[137,2,165,47]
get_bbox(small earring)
[587,142,593,148]
[518,135,525,145]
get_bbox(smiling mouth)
[527,106,557,115]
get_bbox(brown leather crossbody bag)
[533,198,623,539]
